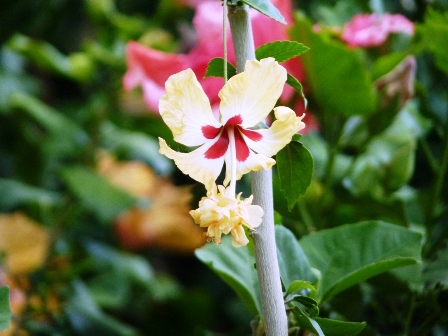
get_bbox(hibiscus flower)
[158,57,305,192]
[123,0,304,113]
[342,13,414,48]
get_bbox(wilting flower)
[123,0,304,113]
[342,13,414,48]
[190,184,263,247]
[158,58,305,192]
[375,55,416,108]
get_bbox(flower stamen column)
[227,126,237,196]
[228,4,288,336]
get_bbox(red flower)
[123,0,304,113]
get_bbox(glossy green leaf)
[289,295,319,318]
[240,0,286,24]
[255,41,309,63]
[0,178,60,211]
[291,306,324,336]
[275,226,317,288]
[66,281,141,336]
[286,280,316,296]
[290,13,376,117]
[314,317,366,336]
[196,226,318,317]
[276,141,313,210]
[0,286,11,331]
[205,58,236,78]
[286,73,306,103]
[60,166,136,222]
[300,221,423,302]
[195,236,261,316]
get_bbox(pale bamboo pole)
[228,4,288,336]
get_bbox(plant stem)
[228,4,255,70]
[228,5,288,336]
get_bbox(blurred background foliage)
[0,0,447,335]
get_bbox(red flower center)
[202,115,263,162]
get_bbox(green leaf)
[290,13,376,117]
[240,0,286,24]
[66,281,141,336]
[286,280,316,296]
[422,245,448,289]
[276,142,313,210]
[300,221,423,302]
[314,317,366,336]
[0,178,60,211]
[84,242,155,308]
[419,9,448,77]
[205,58,236,79]
[371,52,408,81]
[10,92,88,144]
[60,166,136,222]
[195,236,261,316]
[343,103,429,198]
[289,295,319,318]
[275,226,317,288]
[0,286,11,331]
[7,34,94,82]
[100,122,172,175]
[87,272,130,309]
[85,241,154,285]
[385,141,415,191]
[291,306,324,336]
[286,73,306,104]
[255,41,309,63]
[0,49,39,113]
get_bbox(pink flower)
[123,0,304,113]
[342,13,414,48]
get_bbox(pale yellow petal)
[219,58,286,127]
[240,204,264,229]
[159,68,221,146]
[159,138,223,191]
[245,107,305,158]
[231,225,249,247]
